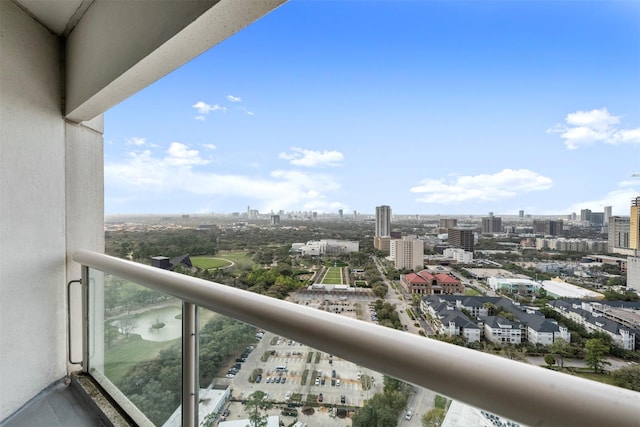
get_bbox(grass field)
[321,267,343,285]
[190,251,255,270]
[190,256,233,269]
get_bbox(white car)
[405,410,413,420]
[285,391,291,401]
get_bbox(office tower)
[608,216,630,253]
[375,205,391,237]
[449,228,474,252]
[631,197,640,250]
[270,214,280,226]
[519,210,524,219]
[482,213,502,234]
[338,209,343,218]
[581,209,592,225]
[392,237,424,271]
[591,212,604,227]
[604,206,612,224]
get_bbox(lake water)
[129,306,182,342]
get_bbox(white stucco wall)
[0,1,104,419]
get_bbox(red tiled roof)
[404,273,427,284]
[417,270,435,281]
[435,273,460,284]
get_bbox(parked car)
[318,393,323,402]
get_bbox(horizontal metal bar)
[73,250,640,427]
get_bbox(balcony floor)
[1,378,107,427]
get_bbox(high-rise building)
[604,206,612,224]
[270,214,280,226]
[519,210,524,219]
[375,205,391,237]
[533,220,564,236]
[482,213,502,234]
[631,197,640,251]
[448,228,474,252]
[392,237,424,271]
[338,209,343,218]
[608,216,630,254]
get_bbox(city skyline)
[104,1,640,216]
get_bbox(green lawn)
[465,288,482,296]
[321,267,343,284]
[190,256,233,269]
[105,334,179,385]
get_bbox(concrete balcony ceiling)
[14,0,286,123]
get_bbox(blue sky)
[104,0,640,216]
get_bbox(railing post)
[182,302,198,426]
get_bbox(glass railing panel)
[87,267,183,426]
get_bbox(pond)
[127,305,182,342]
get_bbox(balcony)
[10,249,639,426]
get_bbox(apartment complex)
[391,237,424,271]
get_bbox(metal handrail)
[73,250,640,427]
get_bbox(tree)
[245,390,272,427]
[422,408,445,427]
[548,338,571,368]
[544,354,556,369]
[584,338,611,373]
[611,364,640,392]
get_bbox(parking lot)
[223,295,385,423]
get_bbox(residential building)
[375,205,391,237]
[533,219,564,236]
[293,239,359,256]
[548,300,637,350]
[392,237,424,271]
[448,228,474,252]
[482,213,502,234]
[484,317,522,344]
[421,297,480,343]
[608,216,631,254]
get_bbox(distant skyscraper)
[604,206,612,224]
[338,209,343,218]
[375,205,391,237]
[519,210,524,219]
[533,220,564,236]
[270,214,280,226]
[448,228,474,252]
[581,209,592,225]
[482,213,502,234]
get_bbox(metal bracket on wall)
[67,279,83,365]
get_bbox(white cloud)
[410,169,553,204]
[105,147,344,212]
[279,147,344,167]
[166,142,209,167]
[128,137,147,146]
[548,108,640,149]
[202,144,216,150]
[192,101,226,119]
[227,95,242,103]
